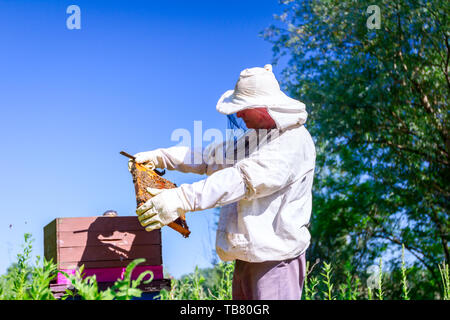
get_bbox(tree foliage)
[264,0,449,298]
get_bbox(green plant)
[61,265,113,300]
[350,276,361,300]
[347,271,361,300]
[62,258,154,300]
[320,262,335,300]
[338,283,347,300]
[338,269,361,300]
[304,275,320,300]
[27,256,58,300]
[10,233,33,299]
[158,261,235,300]
[0,233,58,300]
[191,266,207,300]
[377,258,384,300]
[438,262,449,300]
[367,287,373,300]
[2,232,449,300]
[401,244,410,300]
[168,266,208,300]
[111,258,154,300]
[303,260,320,300]
[210,261,234,300]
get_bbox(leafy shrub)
[0,233,154,300]
[62,258,154,300]
[0,233,57,300]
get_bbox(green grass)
[1,233,449,300]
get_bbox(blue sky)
[0,0,288,278]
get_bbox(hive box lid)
[44,216,162,269]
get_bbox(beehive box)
[44,216,170,298]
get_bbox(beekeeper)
[133,64,316,300]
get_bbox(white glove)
[133,150,163,169]
[136,187,189,232]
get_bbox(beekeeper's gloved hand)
[127,159,155,172]
[133,150,163,169]
[136,187,190,232]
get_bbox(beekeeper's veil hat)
[216,64,308,130]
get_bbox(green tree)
[264,0,449,298]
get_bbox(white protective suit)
[146,65,316,262]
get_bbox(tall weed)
[320,262,335,300]
[401,244,410,300]
[0,233,57,300]
[158,261,235,300]
[438,261,449,300]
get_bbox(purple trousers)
[232,252,307,300]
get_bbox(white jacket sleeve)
[152,146,207,175]
[176,166,247,211]
[154,144,229,175]
[174,145,297,211]
[171,129,311,212]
